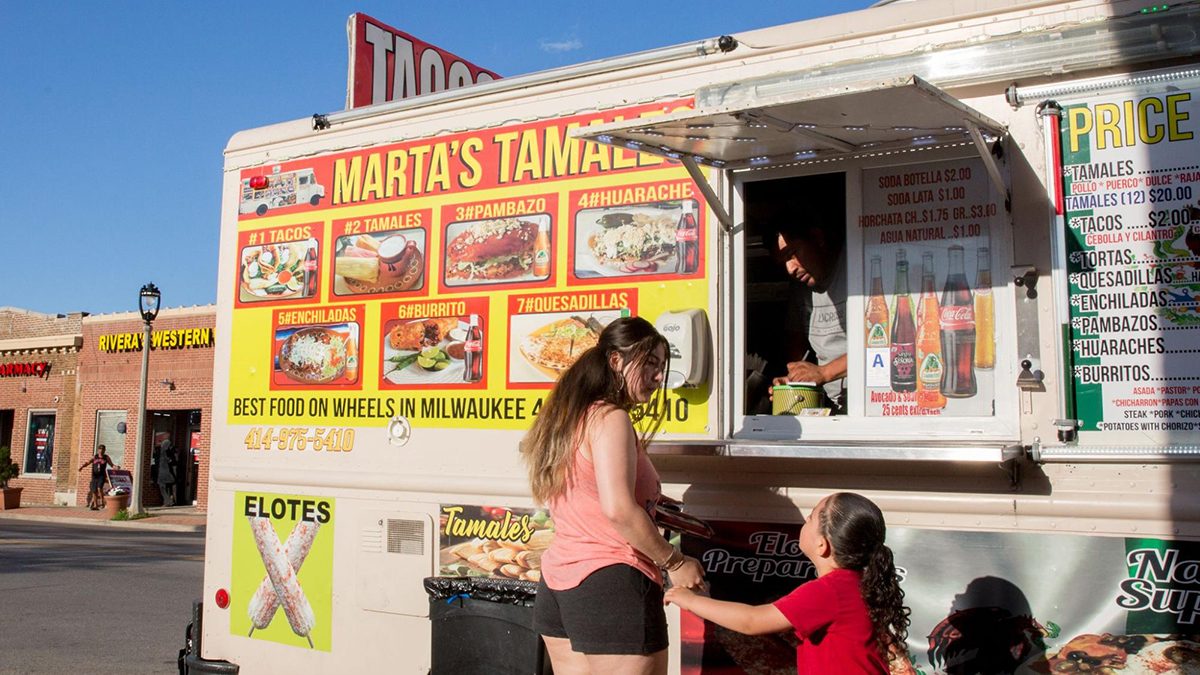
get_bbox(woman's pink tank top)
[540,427,662,590]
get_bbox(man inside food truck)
[767,219,848,413]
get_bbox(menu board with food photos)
[227,101,711,433]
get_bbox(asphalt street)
[0,520,204,675]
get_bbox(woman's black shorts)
[534,564,668,655]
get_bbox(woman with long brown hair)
[524,316,706,675]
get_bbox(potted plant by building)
[0,446,21,510]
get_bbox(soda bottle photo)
[463,314,484,384]
[916,253,947,409]
[974,246,995,370]
[939,245,977,398]
[675,201,699,274]
[344,333,359,383]
[304,242,319,299]
[889,251,916,393]
[533,221,551,278]
[865,255,890,350]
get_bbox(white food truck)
[183,1,1200,673]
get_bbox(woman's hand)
[667,555,706,592]
[663,586,698,609]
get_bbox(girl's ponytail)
[859,542,909,659]
[819,493,911,661]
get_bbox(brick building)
[0,308,84,505]
[77,306,215,510]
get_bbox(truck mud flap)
[180,599,240,675]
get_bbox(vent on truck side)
[387,519,425,555]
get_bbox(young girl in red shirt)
[665,492,910,674]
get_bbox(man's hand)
[780,360,826,386]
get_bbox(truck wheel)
[310,194,321,206]
[256,204,267,216]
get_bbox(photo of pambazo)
[333,229,425,296]
[443,214,552,286]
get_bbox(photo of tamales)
[437,505,555,579]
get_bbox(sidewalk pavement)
[0,505,206,532]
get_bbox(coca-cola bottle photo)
[303,242,319,299]
[675,201,699,274]
[890,251,916,393]
[463,314,483,384]
[939,245,977,398]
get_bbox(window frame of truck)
[576,76,1022,453]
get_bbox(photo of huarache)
[573,200,698,278]
[443,215,551,285]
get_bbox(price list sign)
[1061,85,1200,433]
[860,157,999,418]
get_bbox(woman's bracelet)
[656,546,685,571]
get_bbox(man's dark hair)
[771,217,845,257]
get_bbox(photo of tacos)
[239,239,318,302]
[333,229,425,296]
[443,214,551,286]
[508,310,622,384]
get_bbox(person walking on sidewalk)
[78,445,119,510]
[155,438,177,507]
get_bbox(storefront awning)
[572,75,1007,229]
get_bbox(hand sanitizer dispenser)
[654,309,710,389]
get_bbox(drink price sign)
[860,158,999,418]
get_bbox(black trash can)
[424,576,551,675]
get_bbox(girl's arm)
[665,587,793,636]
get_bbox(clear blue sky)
[1,1,872,316]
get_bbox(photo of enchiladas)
[272,324,359,386]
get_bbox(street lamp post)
[131,283,161,516]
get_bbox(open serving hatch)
[572,75,1008,230]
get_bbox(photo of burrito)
[438,505,555,581]
[443,214,552,286]
[574,200,697,278]
[333,229,426,296]
[508,310,623,384]
[381,316,472,385]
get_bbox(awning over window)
[572,75,1005,171]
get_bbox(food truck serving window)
[575,76,1020,442]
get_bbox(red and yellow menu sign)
[228,101,710,432]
